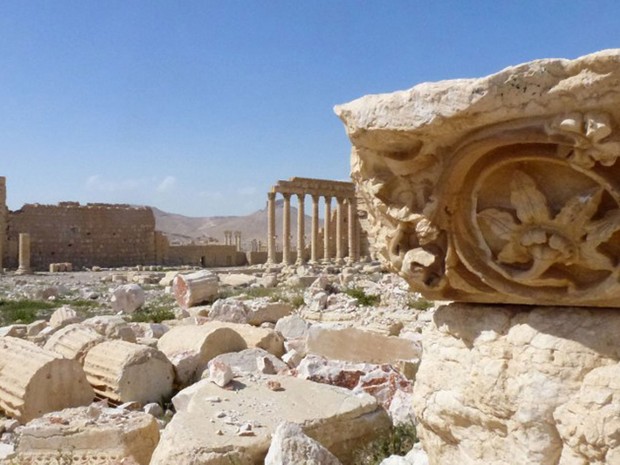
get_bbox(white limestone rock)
[413,303,620,465]
[83,340,174,405]
[173,270,219,309]
[208,297,249,323]
[265,421,342,465]
[12,405,159,465]
[111,283,145,314]
[306,325,419,364]
[207,348,287,376]
[82,315,137,342]
[0,337,94,422]
[157,323,247,386]
[245,299,293,326]
[43,323,105,364]
[275,314,310,340]
[49,305,81,329]
[150,374,391,465]
[208,359,234,387]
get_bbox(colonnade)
[266,191,360,265]
[224,230,242,251]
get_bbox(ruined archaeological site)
[2,49,620,465]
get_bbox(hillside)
[152,200,313,250]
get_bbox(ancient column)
[267,192,276,264]
[17,233,32,275]
[296,194,305,264]
[310,195,320,263]
[234,231,241,251]
[0,177,5,272]
[336,197,345,262]
[282,194,291,265]
[347,197,359,262]
[323,196,332,261]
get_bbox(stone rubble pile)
[0,262,428,464]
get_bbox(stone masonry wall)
[166,244,246,267]
[6,203,156,270]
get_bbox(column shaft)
[347,198,359,262]
[17,233,32,275]
[336,198,344,261]
[282,194,291,265]
[267,193,276,264]
[296,194,305,264]
[310,195,319,263]
[323,197,332,260]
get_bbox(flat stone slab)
[150,374,391,465]
[5,405,159,465]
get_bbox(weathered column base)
[413,303,620,465]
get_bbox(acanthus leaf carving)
[547,111,620,168]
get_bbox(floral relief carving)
[547,112,620,168]
[478,171,620,288]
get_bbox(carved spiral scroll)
[444,112,620,304]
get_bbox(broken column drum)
[336,49,620,308]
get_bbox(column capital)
[267,191,276,200]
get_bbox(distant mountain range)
[152,199,313,250]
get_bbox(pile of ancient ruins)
[2,49,620,465]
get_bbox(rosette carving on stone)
[336,50,620,306]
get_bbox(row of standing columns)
[224,230,242,251]
[267,192,359,265]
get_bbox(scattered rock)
[111,283,145,314]
[12,405,159,465]
[265,421,342,465]
[157,323,247,386]
[173,270,219,309]
[0,337,94,422]
[44,323,105,364]
[83,340,174,404]
[307,325,420,364]
[150,375,391,465]
[208,360,234,387]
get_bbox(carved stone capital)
[336,50,620,307]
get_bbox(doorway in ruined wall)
[200,256,206,267]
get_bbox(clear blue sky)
[1,1,618,217]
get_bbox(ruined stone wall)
[166,244,247,267]
[6,203,156,270]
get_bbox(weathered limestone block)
[173,270,219,308]
[82,315,137,342]
[335,49,620,307]
[157,323,247,386]
[11,405,158,465]
[43,323,105,364]
[306,326,419,364]
[111,283,145,314]
[150,375,391,465]
[554,363,620,464]
[413,303,620,465]
[207,348,288,376]
[244,299,293,325]
[48,305,81,328]
[275,314,310,340]
[210,321,285,357]
[0,337,94,422]
[83,340,174,404]
[265,421,343,465]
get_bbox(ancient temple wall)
[6,203,156,270]
[166,244,246,267]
